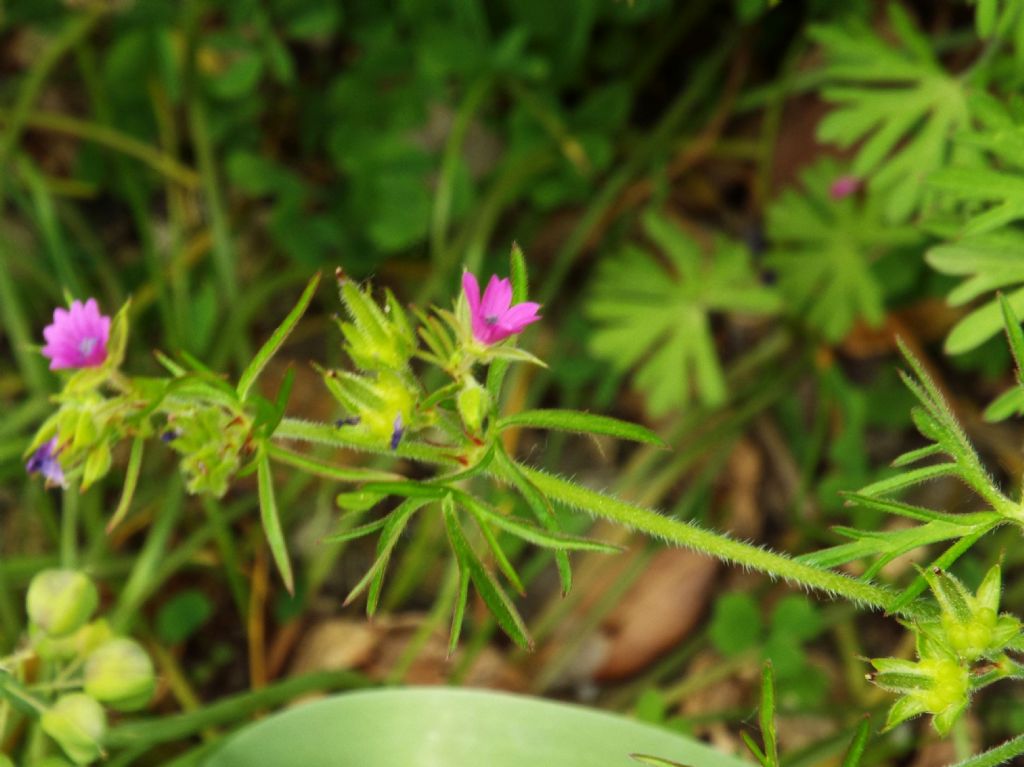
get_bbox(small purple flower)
[42,298,111,370]
[462,272,541,346]
[390,413,405,451]
[26,438,66,488]
[829,175,862,200]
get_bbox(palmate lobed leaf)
[925,99,1024,355]
[586,210,778,416]
[811,5,980,222]
[766,158,920,342]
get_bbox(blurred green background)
[5,1,1024,765]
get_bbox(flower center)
[485,314,499,326]
[78,336,98,359]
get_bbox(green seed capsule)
[84,638,156,712]
[457,378,489,434]
[41,693,106,765]
[27,570,98,638]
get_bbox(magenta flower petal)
[462,272,542,345]
[462,272,481,315]
[497,302,541,335]
[41,298,111,370]
[829,175,861,200]
[481,276,513,319]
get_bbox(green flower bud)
[36,618,117,662]
[925,565,1017,660]
[84,638,156,712]
[27,570,98,638]
[165,404,249,497]
[456,377,490,434]
[325,369,419,449]
[41,694,106,765]
[80,442,112,490]
[337,280,414,372]
[872,643,971,735]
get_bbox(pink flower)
[462,272,541,345]
[829,175,862,200]
[42,298,111,370]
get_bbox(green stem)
[185,62,238,305]
[422,75,492,303]
[950,735,1024,767]
[0,239,49,392]
[0,565,21,654]
[272,416,927,618]
[0,10,101,168]
[0,107,198,188]
[60,486,79,568]
[518,464,926,619]
[538,28,737,304]
[110,483,184,632]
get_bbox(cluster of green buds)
[869,564,1023,735]
[161,402,252,497]
[323,270,425,450]
[8,569,157,764]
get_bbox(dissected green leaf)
[927,232,1024,354]
[766,159,919,342]
[811,5,979,221]
[587,210,779,415]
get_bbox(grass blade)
[256,445,294,593]
[106,436,145,533]
[237,273,321,401]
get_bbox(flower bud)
[457,377,489,434]
[36,619,117,662]
[41,693,106,765]
[337,280,414,372]
[871,649,970,735]
[324,369,418,449]
[27,570,98,638]
[925,564,1019,661]
[84,638,156,712]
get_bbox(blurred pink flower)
[462,272,541,345]
[42,298,111,370]
[829,175,862,200]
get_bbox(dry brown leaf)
[288,615,526,692]
[595,549,719,680]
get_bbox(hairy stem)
[950,735,1024,767]
[518,464,925,619]
[272,417,928,619]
